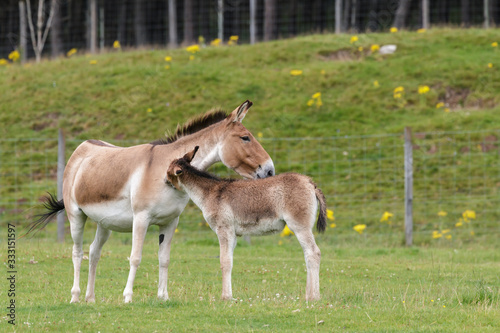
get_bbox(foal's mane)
[151,109,228,145]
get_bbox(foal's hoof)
[85,296,96,303]
[69,297,79,304]
[123,295,133,303]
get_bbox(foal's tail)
[314,186,327,233]
[21,192,65,238]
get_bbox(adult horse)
[31,100,274,303]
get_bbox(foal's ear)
[228,100,253,123]
[183,146,199,163]
[173,165,183,176]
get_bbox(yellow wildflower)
[312,92,321,99]
[89,60,97,65]
[147,108,152,113]
[113,40,121,49]
[257,132,263,138]
[445,235,452,240]
[432,231,442,239]
[316,99,323,107]
[437,211,447,217]
[350,36,358,44]
[394,93,402,99]
[353,224,366,234]
[380,211,394,222]
[442,229,451,234]
[210,38,221,46]
[278,240,283,246]
[444,108,450,112]
[0,58,8,66]
[436,102,444,109]
[370,44,380,52]
[67,48,77,57]
[418,85,430,94]
[290,70,303,76]
[326,209,334,221]
[329,223,336,229]
[165,56,172,62]
[8,50,20,62]
[390,27,398,33]
[198,36,205,44]
[175,228,179,233]
[307,99,315,106]
[417,28,426,33]
[280,225,294,237]
[455,221,463,227]
[470,231,475,236]
[186,44,200,53]
[373,80,380,88]
[358,46,363,52]
[394,86,404,94]
[488,63,493,68]
[164,65,170,70]
[462,210,476,220]
[492,42,498,48]
[230,35,239,42]
[320,69,326,75]
[189,55,195,61]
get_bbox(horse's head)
[219,101,275,179]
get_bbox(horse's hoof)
[85,297,96,303]
[123,296,133,303]
[70,297,79,303]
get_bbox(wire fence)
[1,0,500,60]
[1,129,499,242]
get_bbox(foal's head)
[166,146,202,191]
[219,101,275,179]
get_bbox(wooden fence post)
[19,1,28,63]
[484,0,490,28]
[404,127,413,246]
[218,0,224,41]
[57,129,65,242]
[168,0,177,48]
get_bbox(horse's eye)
[241,136,250,142]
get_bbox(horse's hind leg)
[157,217,179,301]
[85,224,111,302]
[68,210,87,303]
[290,227,321,301]
[216,228,237,300]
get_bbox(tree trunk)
[117,2,127,44]
[134,0,146,46]
[264,0,276,41]
[393,0,412,29]
[342,0,351,31]
[90,0,97,53]
[183,0,194,44]
[50,0,62,57]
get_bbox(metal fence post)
[335,0,342,34]
[404,127,413,246]
[57,129,65,242]
[250,0,256,44]
[422,0,429,29]
[484,0,490,28]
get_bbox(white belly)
[234,218,286,236]
[81,188,190,232]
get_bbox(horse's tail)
[21,192,65,238]
[314,186,327,233]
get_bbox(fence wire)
[1,130,499,241]
[1,0,500,60]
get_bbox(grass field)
[4,225,500,332]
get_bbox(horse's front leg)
[123,212,149,303]
[217,229,237,300]
[157,217,179,301]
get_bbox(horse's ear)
[183,146,199,163]
[228,100,253,123]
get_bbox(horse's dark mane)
[151,110,228,145]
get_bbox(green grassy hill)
[1,28,499,243]
[1,28,499,140]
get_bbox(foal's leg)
[85,224,112,302]
[293,229,321,301]
[217,230,237,300]
[157,217,179,301]
[123,212,149,303]
[68,211,87,303]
